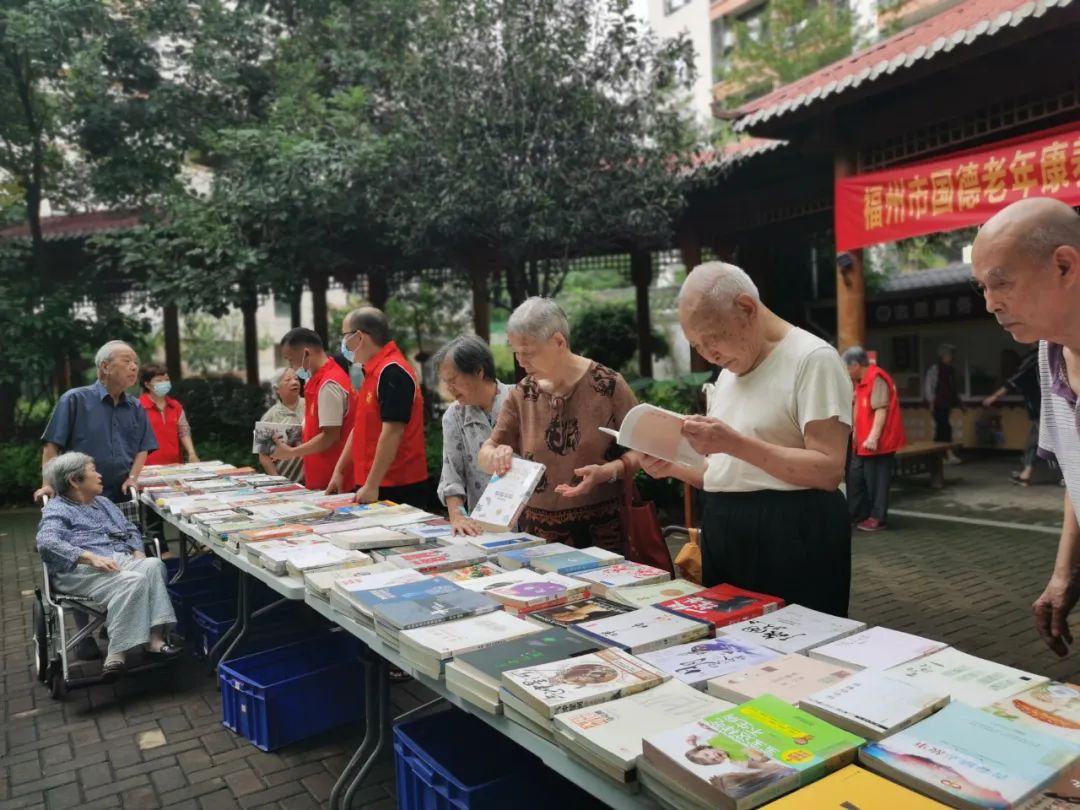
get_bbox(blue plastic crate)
[164,553,219,581]
[218,632,363,752]
[192,599,236,660]
[167,574,237,638]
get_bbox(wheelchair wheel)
[47,658,66,700]
[32,595,48,684]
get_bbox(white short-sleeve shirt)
[703,327,853,493]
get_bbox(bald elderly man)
[971,197,1080,657]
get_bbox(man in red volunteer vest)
[843,346,906,532]
[273,328,355,492]
[330,307,428,508]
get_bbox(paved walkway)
[1,460,1076,809]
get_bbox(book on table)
[982,681,1080,744]
[483,573,590,614]
[885,647,1048,707]
[452,567,547,592]
[469,457,546,531]
[717,604,865,654]
[437,562,507,583]
[798,669,951,740]
[762,765,950,808]
[859,701,1077,810]
[496,542,577,570]
[639,694,865,810]
[398,611,539,680]
[332,504,430,527]
[463,532,546,557]
[329,569,431,621]
[304,561,401,600]
[501,646,668,719]
[525,596,636,630]
[394,518,456,539]
[500,687,559,741]
[247,535,333,575]
[530,547,624,576]
[638,636,781,690]
[283,542,372,577]
[706,653,855,705]
[597,403,707,474]
[1016,760,1079,809]
[345,576,463,627]
[373,589,501,635]
[573,606,711,655]
[322,525,423,552]
[655,583,784,632]
[809,626,949,671]
[370,538,447,561]
[571,561,671,597]
[387,544,488,574]
[607,578,704,608]
[241,501,331,522]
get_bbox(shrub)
[170,377,272,443]
[0,442,42,505]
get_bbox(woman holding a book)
[256,367,305,484]
[479,297,642,551]
[640,262,854,617]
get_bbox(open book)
[599,404,706,473]
[252,421,302,455]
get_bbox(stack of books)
[638,636,780,690]
[328,569,429,622]
[246,535,330,575]
[607,578,703,608]
[885,648,1047,707]
[304,561,400,601]
[573,606,711,655]
[532,547,623,575]
[322,526,422,552]
[372,586,501,651]
[387,544,489,574]
[497,542,577,570]
[717,604,865,654]
[571,562,671,597]
[484,573,590,616]
[282,542,371,578]
[808,626,949,671]
[526,596,635,630]
[398,611,538,680]
[656,583,784,635]
[707,653,855,705]
[463,533,546,558]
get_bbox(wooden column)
[367,269,389,310]
[467,260,491,343]
[677,226,708,373]
[289,288,301,329]
[834,151,866,351]
[240,292,259,386]
[630,248,653,379]
[310,274,329,342]
[163,304,182,380]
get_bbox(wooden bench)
[894,441,958,489]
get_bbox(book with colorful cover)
[571,562,671,597]
[501,646,668,718]
[485,573,590,611]
[373,589,501,632]
[799,669,951,740]
[241,501,331,522]
[394,518,456,539]
[574,606,711,655]
[638,637,781,690]
[388,544,488,574]
[247,535,329,575]
[553,679,734,773]
[886,648,1048,707]
[608,578,704,609]
[437,562,506,583]
[809,626,949,671]
[707,654,855,706]
[347,576,462,618]
[859,702,1077,810]
[656,583,784,632]
[233,524,314,544]
[304,561,400,599]
[764,765,950,809]
[283,542,371,577]
[330,570,431,618]
[640,695,865,809]
[1016,761,1079,809]
[531,547,624,576]
[399,611,537,667]
[470,457,546,530]
[464,533,546,556]
[983,681,1080,744]
[717,604,865,654]
[497,542,577,570]
[454,567,547,592]
[526,596,635,630]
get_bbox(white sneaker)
[945,452,962,465]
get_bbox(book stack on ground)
[717,604,865,654]
[497,542,577,570]
[372,587,501,651]
[574,606,711,655]
[808,626,949,671]
[571,562,672,597]
[397,611,538,680]
[859,701,1078,809]
[328,569,429,623]
[638,694,865,810]
[532,547,624,575]
[387,544,488,574]
[638,637,781,690]
[706,653,855,705]
[304,561,400,600]
[445,627,601,714]
[500,647,668,741]
[607,579,704,609]
[525,596,635,630]
[763,765,950,808]
[885,647,1048,707]
[656,583,785,636]
[484,573,590,616]
[552,680,734,789]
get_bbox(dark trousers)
[932,407,953,442]
[376,480,430,510]
[699,488,851,617]
[848,453,894,523]
[1021,419,1040,470]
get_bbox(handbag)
[619,458,674,575]
[673,483,702,584]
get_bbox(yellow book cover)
[766,765,949,808]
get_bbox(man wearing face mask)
[273,328,356,492]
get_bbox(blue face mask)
[340,337,355,364]
[295,352,311,382]
[152,382,171,397]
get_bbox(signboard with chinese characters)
[869,291,982,328]
[836,123,1080,251]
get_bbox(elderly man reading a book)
[640,262,854,617]
[479,297,643,550]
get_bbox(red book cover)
[654,584,784,634]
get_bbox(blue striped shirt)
[36,495,143,575]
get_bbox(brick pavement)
[1,474,1077,808]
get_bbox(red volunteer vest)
[853,365,906,457]
[303,359,356,491]
[353,342,428,488]
[139,394,183,465]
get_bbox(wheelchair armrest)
[145,537,162,558]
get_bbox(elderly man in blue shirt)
[37,452,179,679]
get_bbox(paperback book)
[574,606,711,655]
[799,669,950,740]
[437,562,507,583]
[598,404,707,474]
[706,654,855,706]
[717,604,865,654]
[638,637,781,690]
[323,526,422,552]
[531,548,624,576]
[388,544,488,574]
[497,542,577,570]
[886,648,1048,707]
[470,457,546,530]
[608,578,704,609]
[809,626,949,671]
[656,583,784,632]
[398,611,537,679]
[526,596,636,630]
[373,589,501,633]
[464,533,546,556]
[763,765,950,809]
[304,561,400,600]
[282,543,371,577]
[485,573,590,613]
[983,681,1080,744]
[1016,761,1079,809]
[454,568,547,593]
[572,562,671,597]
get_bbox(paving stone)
[118,786,159,810]
[222,772,263,800]
[235,783,305,810]
[149,767,186,795]
[194,792,237,810]
[43,782,80,810]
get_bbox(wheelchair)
[32,495,178,699]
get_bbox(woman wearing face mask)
[138,364,199,466]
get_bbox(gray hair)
[506,297,570,343]
[94,341,133,372]
[678,262,760,311]
[842,346,870,366]
[344,307,390,346]
[432,335,496,381]
[269,367,292,390]
[43,452,95,497]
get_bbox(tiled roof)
[686,137,788,173]
[735,0,1076,131]
[0,210,142,241]
[877,262,972,292]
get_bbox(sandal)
[101,658,126,682]
[144,642,183,658]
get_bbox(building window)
[664,0,693,14]
[713,2,768,80]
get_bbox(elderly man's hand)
[681,415,742,456]
[1032,574,1079,657]
[271,437,297,461]
[33,484,55,504]
[87,554,120,573]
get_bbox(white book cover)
[638,637,781,689]
[243,501,330,522]
[608,578,704,609]
[331,569,431,608]
[395,519,455,538]
[324,526,421,551]
[399,612,538,660]
[501,646,669,717]
[249,535,327,572]
[455,568,547,593]
[707,654,856,705]
[553,680,734,771]
[576,606,710,654]
[470,457,546,530]
[485,573,589,608]
[718,604,866,654]
[572,562,671,595]
[800,669,951,739]
[304,561,400,597]
[464,533,546,556]
[886,648,1049,707]
[598,404,706,473]
[252,421,302,455]
[810,627,949,671]
[283,542,370,574]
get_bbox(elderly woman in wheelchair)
[37,452,181,679]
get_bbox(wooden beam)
[467,259,491,343]
[834,150,866,351]
[677,226,709,373]
[630,249,653,379]
[163,304,182,380]
[241,293,259,386]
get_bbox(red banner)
[835,123,1080,252]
